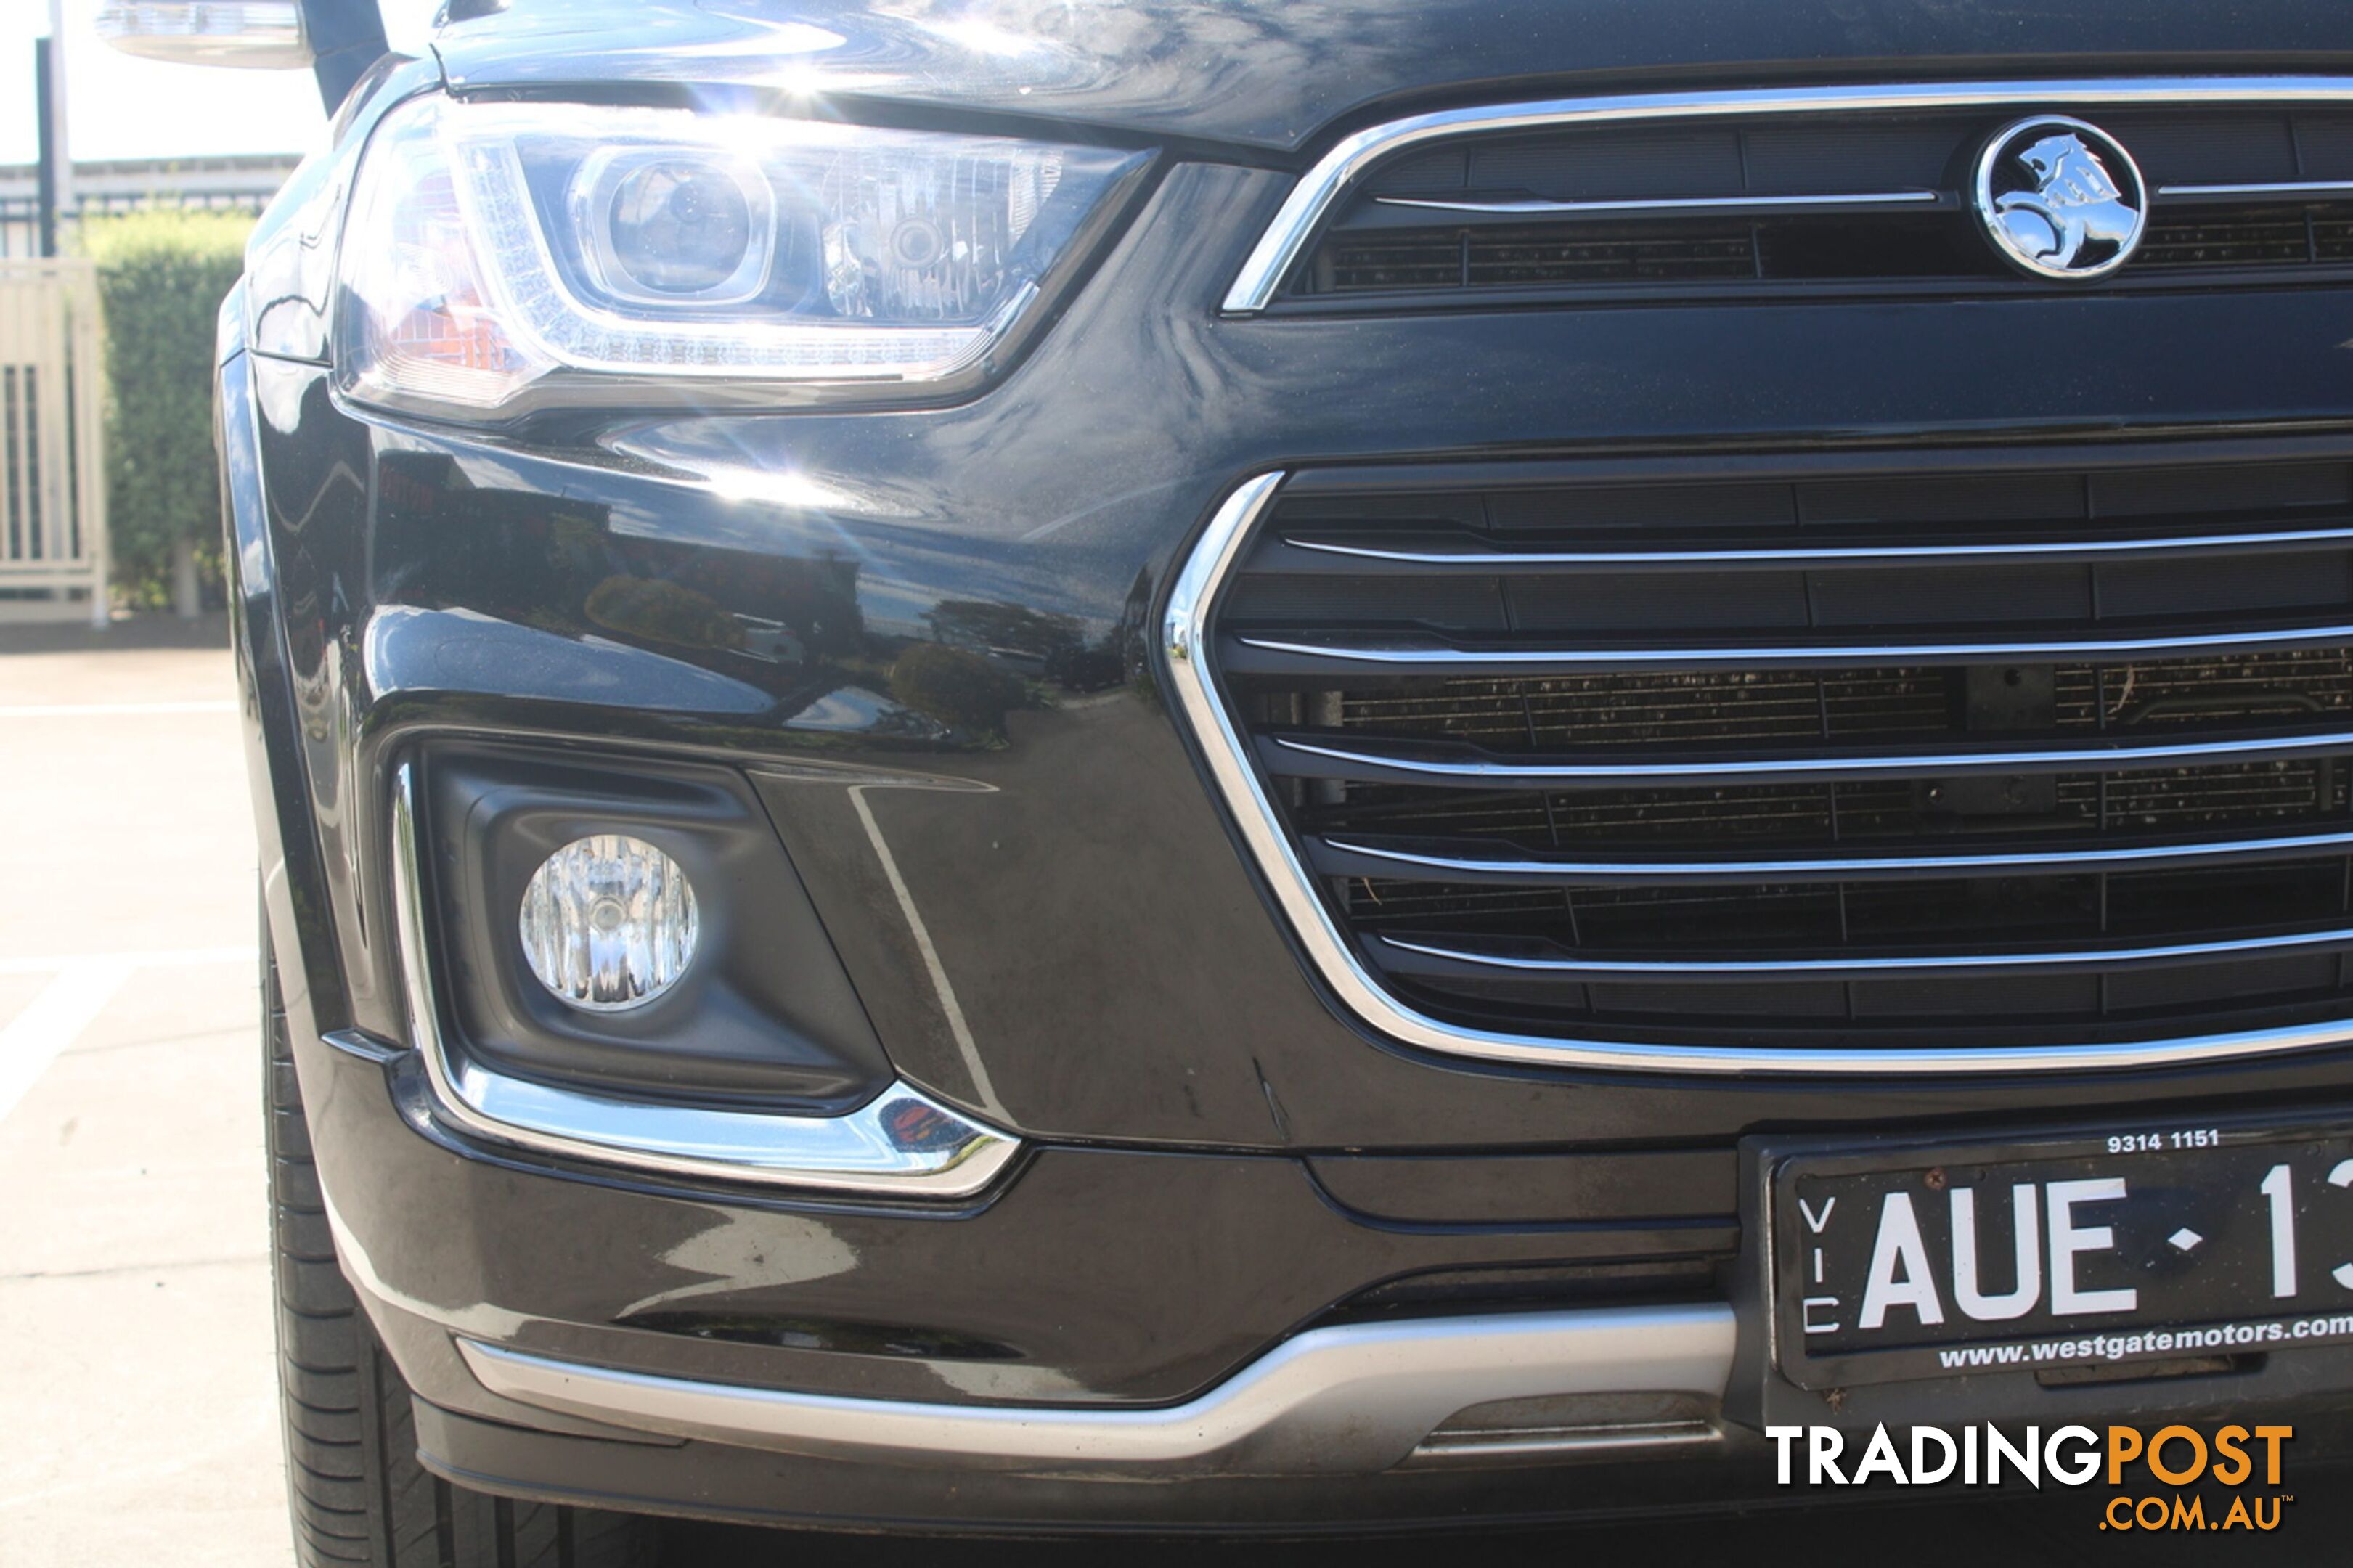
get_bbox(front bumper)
[291,1016,1777,1529]
[288,998,2353,1530]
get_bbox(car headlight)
[334,95,1149,418]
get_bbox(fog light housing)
[518,835,698,1010]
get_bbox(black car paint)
[244,200,2353,1152]
[432,1,2353,154]
[221,1,2353,1529]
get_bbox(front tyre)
[264,926,656,1568]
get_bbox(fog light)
[518,836,698,1010]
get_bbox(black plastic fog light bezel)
[419,741,892,1112]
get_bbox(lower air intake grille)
[1171,451,2353,1071]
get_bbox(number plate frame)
[1756,1111,2353,1392]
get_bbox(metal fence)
[0,187,280,260]
[0,261,107,626]
[0,160,289,620]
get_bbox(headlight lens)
[335,95,1146,417]
[585,150,772,303]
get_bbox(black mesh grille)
[1204,452,2353,1050]
[2136,208,2326,269]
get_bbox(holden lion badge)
[1973,115,2148,281]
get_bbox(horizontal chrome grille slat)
[2158,180,2353,199]
[1265,524,2353,573]
[1228,623,2353,675]
[1263,727,2353,786]
[1376,926,2353,982]
[1369,186,2353,219]
[1311,829,2353,886]
[1371,189,1941,217]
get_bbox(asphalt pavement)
[0,615,281,1567]
[1,616,2347,1567]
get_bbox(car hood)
[433,0,2353,155]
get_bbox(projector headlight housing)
[333,94,1151,420]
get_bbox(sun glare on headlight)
[333,95,1146,416]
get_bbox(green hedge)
[83,210,253,610]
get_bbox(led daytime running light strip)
[448,138,1014,383]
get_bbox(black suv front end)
[218,0,2353,1548]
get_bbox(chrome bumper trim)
[387,762,1019,1197]
[1403,1419,1720,1469]
[459,1304,1737,1475]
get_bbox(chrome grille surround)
[1163,472,2353,1076]
[1223,75,2353,313]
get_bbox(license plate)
[1766,1116,2353,1389]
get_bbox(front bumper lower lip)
[457,1303,1737,1476]
[387,761,1021,1198]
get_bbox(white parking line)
[0,960,133,1126]
[0,700,237,718]
[0,947,258,1125]
[0,946,258,977]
